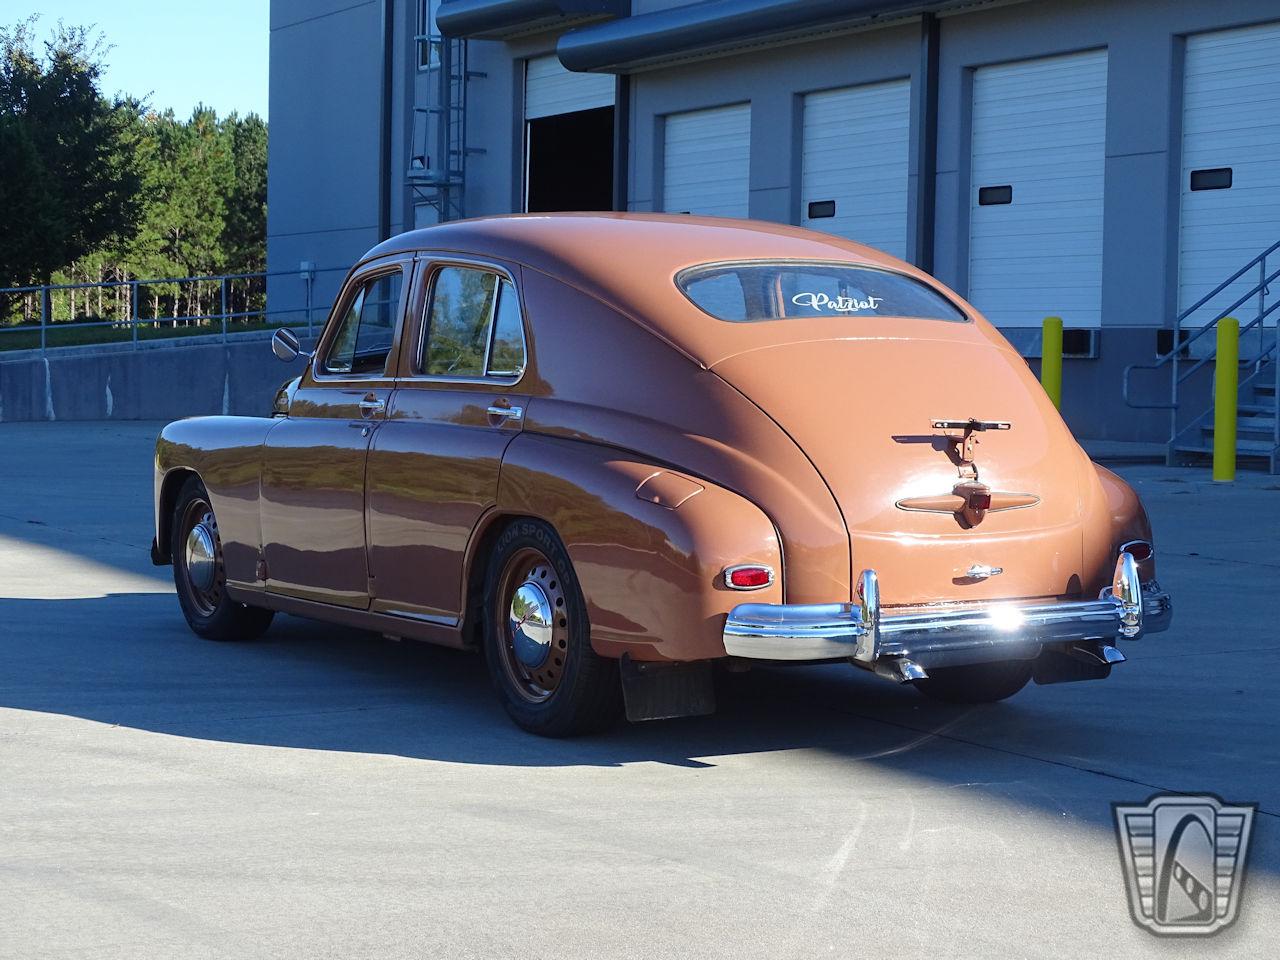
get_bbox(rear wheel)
[482,519,621,736]
[913,659,1032,704]
[171,476,274,641]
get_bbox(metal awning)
[437,0,629,41]
[558,0,1012,73]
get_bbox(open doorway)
[525,106,615,212]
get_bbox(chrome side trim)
[723,552,1172,673]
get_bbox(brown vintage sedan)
[152,214,1172,735]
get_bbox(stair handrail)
[1169,286,1280,388]
[1122,238,1280,414]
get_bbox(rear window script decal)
[791,292,884,312]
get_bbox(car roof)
[365,212,898,271]
[363,213,984,367]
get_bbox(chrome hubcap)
[185,520,217,594]
[496,550,570,703]
[179,499,223,617]
[509,581,553,668]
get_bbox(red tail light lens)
[1122,540,1153,563]
[724,565,774,590]
[968,492,992,511]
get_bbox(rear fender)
[497,434,782,662]
[1083,463,1156,592]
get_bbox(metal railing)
[1122,239,1280,462]
[0,265,351,356]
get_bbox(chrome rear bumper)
[723,553,1172,681]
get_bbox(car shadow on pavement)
[2,588,1277,874]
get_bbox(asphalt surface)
[1,420,1277,959]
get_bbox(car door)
[365,258,530,626]
[259,256,411,608]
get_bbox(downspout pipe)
[612,74,630,211]
[913,12,939,273]
[378,0,395,241]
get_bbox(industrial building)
[267,0,1280,455]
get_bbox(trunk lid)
[712,325,1092,605]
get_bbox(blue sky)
[1,0,269,118]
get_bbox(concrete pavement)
[1,421,1277,959]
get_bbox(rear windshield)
[676,261,968,323]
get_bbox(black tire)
[913,659,1033,704]
[170,476,274,641]
[482,519,621,737]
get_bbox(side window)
[322,269,403,376]
[422,266,527,379]
[487,281,525,376]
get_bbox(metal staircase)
[408,35,485,223]
[1123,239,1280,474]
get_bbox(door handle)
[359,396,386,419]
[487,404,524,422]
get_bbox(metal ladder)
[1123,240,1280,474]
[408,34,485,223]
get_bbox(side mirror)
[271,328,308,362]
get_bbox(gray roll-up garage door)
[662,103,751,218]
[801,80,911,259]
[968,50,1108,328]
[1178,21,1280,323]
[524,54,614,120]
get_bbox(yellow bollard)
[1041,316,1063,409]
[1213,317,1239,483]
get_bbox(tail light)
[968,491,992,511]
[1120,540,1154,564]
[724,564,775,590]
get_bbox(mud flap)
[619,654,716,722]
[1032,645,1114,685]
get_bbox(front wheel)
[171,476,274,641]
[913,659,1032,704]
[482,519,621,737]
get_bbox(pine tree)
[0,18,142,287]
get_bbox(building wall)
[266,0,1280,442]
[267,1,397,321]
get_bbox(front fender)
[497,434,782,662]
[154,416,277,583]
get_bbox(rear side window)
[421,265,527,379]
[677,261,967,323]
[322,269,404,376]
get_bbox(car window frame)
[403,255,530,386]
[674,258,972,325]
[310,256,413,384]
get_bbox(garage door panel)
[663,104,750,218]
[800,79,910,259]
[969,49,1107,329]
[525,54,614,119]
[1178,21,1280,324]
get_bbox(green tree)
[0,18,142,287]
[223,112,267,275]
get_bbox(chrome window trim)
[406,255,530,387]
[311,259,412,384]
